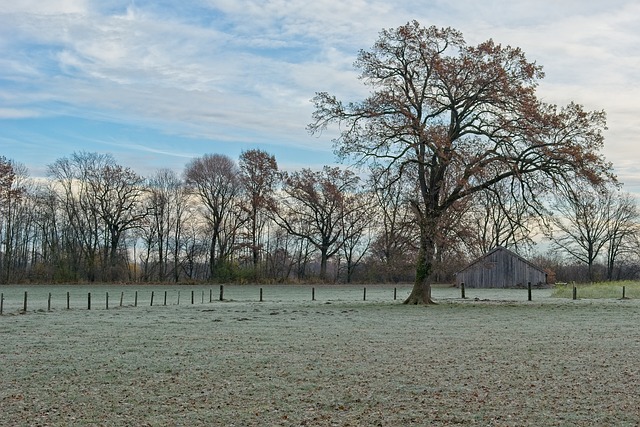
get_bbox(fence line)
[1,285,618,315]
[0,286,413,314]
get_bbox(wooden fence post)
[150,291,154,306]
[623,286,626,299]
[219,285,224,301]
[177,291,180,305]
[572,286,577,300]
[88,293,91,310]
[202,290,204,304]
[363,287,367,301]
[527,282,532,301]
[394,288,397,301]
[461,282,466,299]
[210,289,213,303]
[120,292,124,307]
[164,291,167,306]
[134,291,138,307]
[1,293,4,315]
[23,291,28,312]
[312,287,315,301]
[260,288,263,302]
[106,292,109,310]
[191,290,194,305]
[48,293,52,311]
[67,292,70,310]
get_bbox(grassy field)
[551,280,640,300]
[1,284,640,426]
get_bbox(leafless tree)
[238,149,279,276]
[184,154,242,279]
[274,166,360,281]
[47,152,146,281]
[143,169,191,282]
[48,152,108,281]
[603,190,638,280]
[0,158,29,283]
[339,190,375,283]
[87,163,146,279]
[547,184,612,281]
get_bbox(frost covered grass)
[1,285,640,426]
[551,280,640,300]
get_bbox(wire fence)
[0,284,568,315]
[0,284,415,314]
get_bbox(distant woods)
[0,150,638,284]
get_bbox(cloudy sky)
[1,0,639,191]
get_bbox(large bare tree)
[309,21,613,303]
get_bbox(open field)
[2,285,640,426]
[552,280,640,300]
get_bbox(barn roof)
[456,246,545,275]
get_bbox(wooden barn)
[455,246,547,289]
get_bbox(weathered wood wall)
[456,247,546,289]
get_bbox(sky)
[1,0,639,192]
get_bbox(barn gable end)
[455,246,547,289]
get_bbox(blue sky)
[1,0,639,191]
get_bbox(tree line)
[1,21,635,291]
[0,149,637,285]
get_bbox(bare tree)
[87,163,146,279]
[547,185,611,281]
[339,190,374,283]
[274,166,360,281]
[603,190,639,280]
[48,152,108,281]
[0,158,29,283]
[31,184,62,280]
[47,152,146,281]
[144,169,191,282]
[184,154,242,279]
[0,156,17,211]
[310,21,613,303]
[238,149,279,276]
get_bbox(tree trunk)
[209,233,217,279]
[319,247,328,281]
[404,232,436,305]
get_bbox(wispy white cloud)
[0,108,41,119]
[0,0,639,186]
[0,0,89,15]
